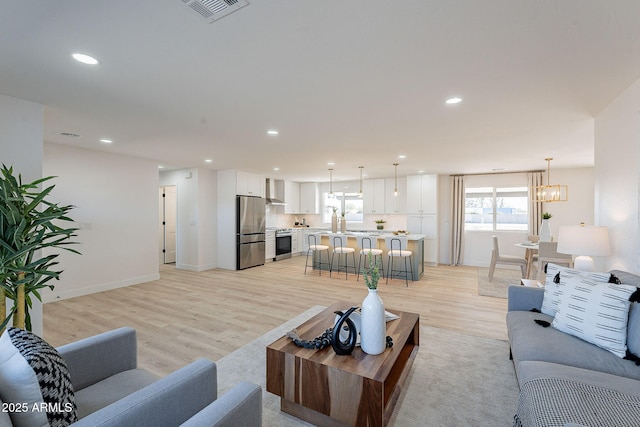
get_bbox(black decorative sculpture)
[331,306,358,355]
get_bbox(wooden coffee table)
[266,301,419,427]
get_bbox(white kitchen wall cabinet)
[299,183,319,214]
[236,170,265,197]
[363,179,385,214]
[406,174,437,214]
[284,181,300,214]
[385,176,406,214]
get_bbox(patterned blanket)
[514,377,640,427]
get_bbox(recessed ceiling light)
[327,161,335,166]
[158,165,165,169]
[267,129,279,136]
[398,155,407,159]
[72,53,100,65]
[273,167,280,171]
[99,138,113,144]
[446,97,463,104]
[205,159,213,163]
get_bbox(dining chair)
[536,241,573,280]
[488,235,527,280]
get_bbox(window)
[323,192,363,224]
[465,186,528,231]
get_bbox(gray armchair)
[57,327,262,427]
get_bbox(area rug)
[215,305,519,426]
[477,267,523,298]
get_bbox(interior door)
[160,186,177,264]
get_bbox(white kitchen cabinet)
[406,174,437,214]
[385,176,406,214]
[299,183,319,214]
[363,179,385,214]
[291,230,299,254]
[236,170,265,197]
[299,230,310,254]
[284,181,300,214]
[266,230,276,260]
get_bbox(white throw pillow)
[551,275,636,358]
[0,327,78,426]
[540,263,611,317]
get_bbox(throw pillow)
[540,263,611,316]
[0,327,78,427]
[628,302,640,358]
[551,275,636,358]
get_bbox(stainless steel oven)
[275,228,292,261]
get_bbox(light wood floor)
[43,256,508,377]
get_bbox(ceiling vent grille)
[179,0,249,23]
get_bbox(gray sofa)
[2,327,262,427]
[507,269,640,427]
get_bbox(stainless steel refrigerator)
[236,195,266,269]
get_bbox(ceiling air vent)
[179,0,249,23]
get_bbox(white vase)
[539,219,552,242]
[331,213,338,233]
[360,289,386,355]
[340,217,346,233]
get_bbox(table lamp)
[556,224,610,271]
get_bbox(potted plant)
[0,165,80,332]
[375,219,386,230]
[540,212,553,242]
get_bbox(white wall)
[160,168,217,271]
[42,143,160,301]
[595,77,640,274]
[0,94,44,335]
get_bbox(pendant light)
[393,163,399,196]
[328,168,335,198]
[358,166,364,197]
[532,158,568,202]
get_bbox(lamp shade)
[556,225,610,257]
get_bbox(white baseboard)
[42,273,160,303]
[175,263,216,272]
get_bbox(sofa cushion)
[507,311,640,381]
[74,368,159,419]
[0,327,78,427]
[540,264,611,317]
[551,275,636,358]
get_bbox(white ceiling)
[2,0,640,182]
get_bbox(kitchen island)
[312,232,425,280]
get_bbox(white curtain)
[528,172,544,235]
[450,175,465,266]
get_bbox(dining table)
[514,242,539,279]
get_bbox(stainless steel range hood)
[265,178,286,205]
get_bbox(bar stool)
[356,235,384,281]
[385,235,413,287]
[329,234,356,279]
[304,233,330,275]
